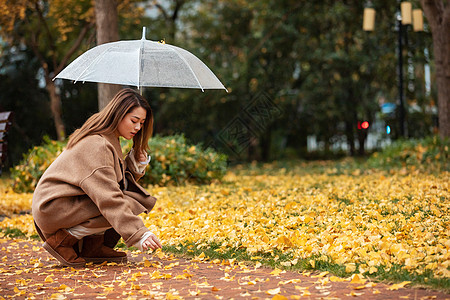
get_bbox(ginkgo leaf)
[388,281,411,290]
[311,271,329,278]
[266,287,281,295]
[330,276,346,282]
[350,274,366,285]
[271,294,288,300]
[270,268,284,276]
[143,259,152,267]
[346,291,364,297]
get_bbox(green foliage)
[0,227,26,238]
[10,136,66,193]
[10,135,227,193]
[121,134,228,186]
[366,136,449,172]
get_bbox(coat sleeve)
[125,151,146,181]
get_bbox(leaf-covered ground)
[0,161,449,295]
[3,238,449,299]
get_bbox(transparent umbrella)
[53,28,227,92]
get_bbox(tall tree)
[420,0,450,138]
[149,0,188,42]
[95,0,121,110]
[0,0,95,140]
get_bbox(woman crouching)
[32,88,162,267]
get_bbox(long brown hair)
[67,88,153,160]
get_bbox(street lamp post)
[363,1,424,138]
[397,13,406,137]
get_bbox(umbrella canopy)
[54,28,227,92]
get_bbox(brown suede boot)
[103,228,121,248]
[81,235,127,264]
[34,221,46,242]
[43,229,86,267]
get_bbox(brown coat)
[32,133,156,247]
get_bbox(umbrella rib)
[166,47,205,92]
[138,39,144,91]
[74,47,116,83]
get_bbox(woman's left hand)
[142,233,162,251]
[138,151,147,163]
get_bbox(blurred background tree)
[419,0,449,139]
[0,0,440,169]
[0,0,95,141]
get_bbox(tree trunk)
[420,0,450,138]
[357,130,367,156]
[345,121,356,156]
[95,0,121,110]
[46,80,66,141]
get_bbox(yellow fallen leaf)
[353,285,366,290]
[278,279,302,285]
[57,284,72,292]
[346,291,364,297]
[266,287,281,295]
[166,292,183,299]
[270,268,284,276]
[44,275,54,283]
[345,263,356,273]
[311,271,329,278]
[251,256,262,260]
[140,290,151,296]
[388,281,411,290]
[350,274,366,285]
[143,259,152,267]
[330,276,346,282]
[302,290,311,296]
[155,249,165,259]
[272,295,288,300]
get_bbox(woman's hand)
[138,151,148,164]
[142,233,162,251]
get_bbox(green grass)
[139,241,450,292]
[0,227,40,240]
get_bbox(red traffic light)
[361,121,369,129]
[357,121,370,130]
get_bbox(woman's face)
[116,106,147,140]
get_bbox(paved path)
[0,238,448,299]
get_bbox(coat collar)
[101,133,124,160]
